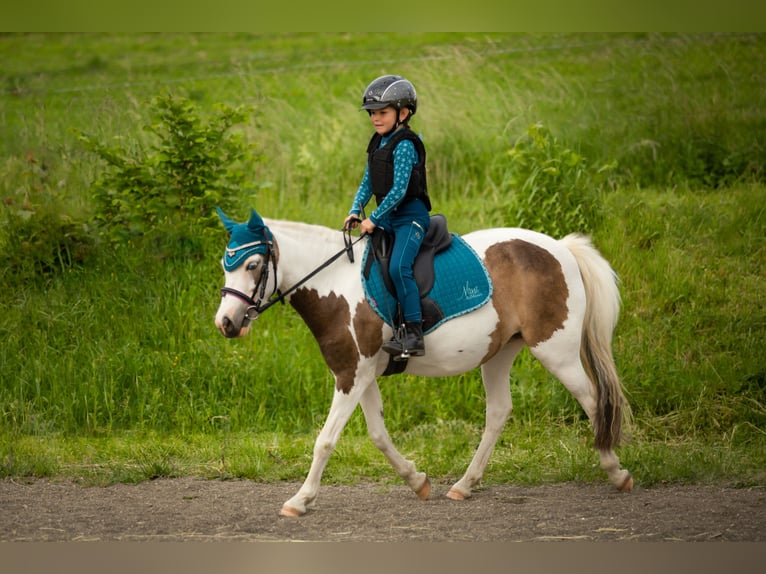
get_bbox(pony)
[214,207,633,517]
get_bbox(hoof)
[618,473,634,492]
[416,477,431,500]
[446,487,468,501]
[279,505,303,517]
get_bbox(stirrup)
[393,322,425,361]
[393,349,410,362]
[382,339,403,356]
[396,346,424,361]
[382,324,406,356]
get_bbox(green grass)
[3,422,764,488]
[1,33,764,488]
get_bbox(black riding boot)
[382,321,425,360]
[401,321,425,358]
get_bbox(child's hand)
[359,218,376,236]
[344,214,361,230]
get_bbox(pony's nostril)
[220,315,240,338]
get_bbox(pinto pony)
[214,208,633,517]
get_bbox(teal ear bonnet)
[216,207,272,272]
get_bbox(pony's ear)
[247,207,265,232]
[216,206,237,234]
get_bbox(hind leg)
[359,380,430,499]
[529,334,632,491]
[447,341,523,500]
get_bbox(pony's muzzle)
[218,314,251,338]
[218,315,236,338]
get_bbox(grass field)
[1,33,764,487]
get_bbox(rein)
[220,226,365,324]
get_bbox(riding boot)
[382,324,405,356]
[382,321,426,359]
[401,321,425,358]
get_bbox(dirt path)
[2,478,764,542]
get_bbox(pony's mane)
[265,218,339,239]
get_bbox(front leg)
[280,378,372,517]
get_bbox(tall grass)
[1,33,764,484]
[598,185,765,442]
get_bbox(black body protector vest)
[366,128,431,212]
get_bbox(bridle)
[219,225,365,328]
[219,232,279,325]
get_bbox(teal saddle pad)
[361,234,493,334]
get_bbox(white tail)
[561,234,626,450]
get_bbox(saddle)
[362,214,452,327]
[360,214,493,376]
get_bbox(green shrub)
[499,123,616,237]
[76,92,256,257]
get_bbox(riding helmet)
[361,75,417,116]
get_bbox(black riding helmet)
[361,74,418,117]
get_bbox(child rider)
[343,74,432,359]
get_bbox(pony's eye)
[246,261,260,272]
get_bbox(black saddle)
[363,214,452,298]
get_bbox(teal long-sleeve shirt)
[348,133,419,226]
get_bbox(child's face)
[369,106,408,135]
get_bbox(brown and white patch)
[482,239,570,360]
[353,301,384,358]
[289,287,360,394]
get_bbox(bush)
[76,92,256,257]
[499,123,616,237]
